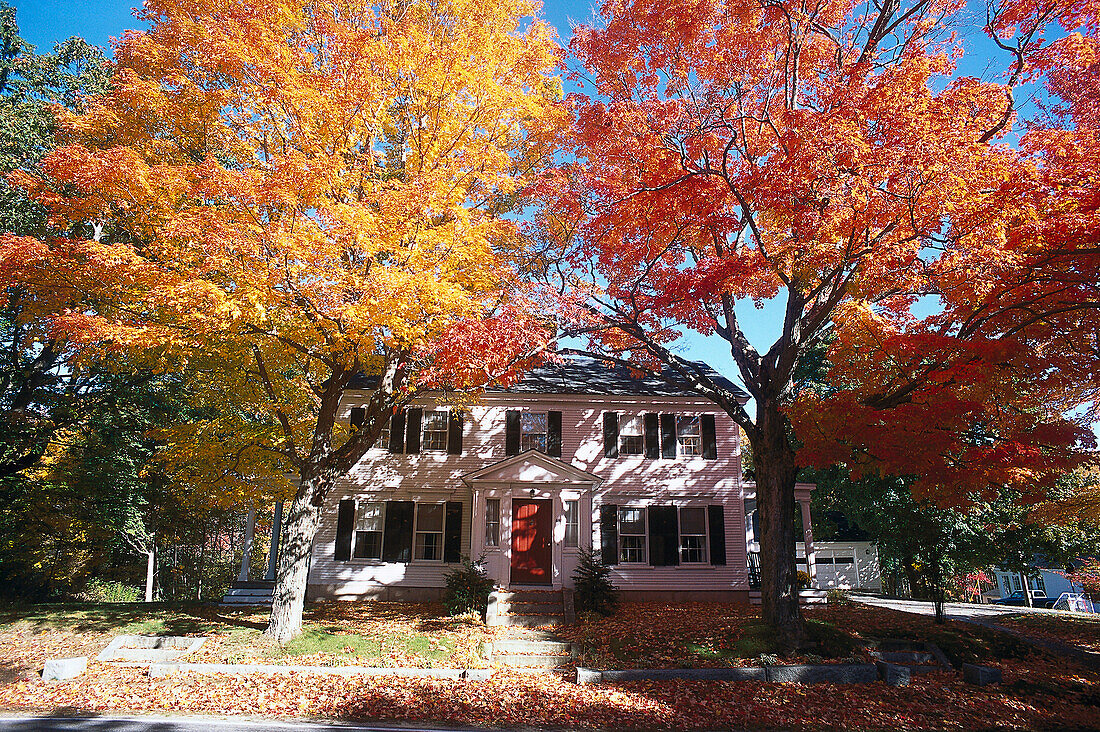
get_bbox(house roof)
[490,357,748,399]
[349,356,748,400]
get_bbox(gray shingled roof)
[348,356,747,399]
[490,357,748,398]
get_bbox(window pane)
[485,498,500,547]
[680,535,706,563]
[354,531,382,559]
[416,503,444,532]
[521,433,548,452]
[676,416,700,436]
[521,412,548,433]
[620,536,646,563]
[564,500,579,547]
[679,507,706,535]
[619,507,645,535]
[415,532,441,560]
[356,502,384,532]
[620,416,643,436]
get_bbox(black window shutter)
[335,499,355,561]
[446,409,464,455]
[405,407,422,454]
[388,410,406,453]
[648,505,680,566]
[505,410,521,455]
[603,412,619,458]
[708,505,727,565]
[382,500,415,563]
[660,413,677,459]
[444,501,463,563]
[701,414,717,459]
[600,504,618,565]
[644,413,660,459]
[547,410,562,457]
[350,407,365,429]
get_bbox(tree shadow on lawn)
[0,602,268,636]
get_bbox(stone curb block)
[148,663,494,680]
[962,663,1002,686]
[42,657,86,681]
[875,660,911,687]
[576,664,878,685]
[97,635,207,664]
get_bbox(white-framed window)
[1011,574,1022,592]
[679,506,707,563]
[354,502,384,559]
[619,415,644,455]
[677,416,701,456]
[564,500,579,547]
[422,410,449,452]
[485,498,500,547]
[618,507,647,563]
[414,503,445,561]
[521,411,548,452]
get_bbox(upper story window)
[677,416,701,456]
[619,416,644,455]
[521,412,548,452]
[603,411,717,460]
[368,408,463,455]
[505,410,562,457]
[422,410,449,451]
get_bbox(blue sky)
[8,0,1026,388]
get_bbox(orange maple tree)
[543,0,1098,648]
[2,0,560,640]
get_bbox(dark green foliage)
[442,556,495,617]
[572,545,618,616]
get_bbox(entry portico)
[464,451,602,590]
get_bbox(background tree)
[542,0,1097,649]
[6,0,560,641]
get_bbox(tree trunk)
[1020,571,1033,607]
[265,475,326,643]
[751,400,804,653]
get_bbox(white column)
[238,507,256,583]
[800,500,816,584]
[264,502,284,582]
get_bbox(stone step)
[223,588,275,597]
[502,601,565,614]
[494,653,574,669]
[875,650,935,665]
[499,590,563,603]
[493,639,573,655]
[496,614,566,627]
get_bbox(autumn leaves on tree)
[3,0,560,640]
[0,0,1096,646]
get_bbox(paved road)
[852,594,1069,621]
[0,717,497,732]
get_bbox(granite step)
[493,639,572,655]
[496,614,566,627]
[495,653,574,669]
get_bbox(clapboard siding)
[309,394,748,593]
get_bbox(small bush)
[82,578,140,603]
[572,546,618,616]
[442,556,495,618]
[796,570,811,589]
[827,588,850,604]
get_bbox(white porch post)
[238,507,256,583]
[800,499,816,584]
[264,501,283,582]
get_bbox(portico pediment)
[461,450,603,486]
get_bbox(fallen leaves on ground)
[994,613,1100,653]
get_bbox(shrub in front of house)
[442,556,495,618]
[573,546,618,616]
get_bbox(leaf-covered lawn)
[0,601,490,679]
[994,612,1100,653]
[2,600,1099,730]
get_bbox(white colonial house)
[289,357,826,604]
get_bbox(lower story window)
[354,502,384,559]
[485,498,500,547]
[618,507,647,563]
[679,507,707,563]
[415,503,445,560]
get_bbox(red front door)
[510,499,552,585]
